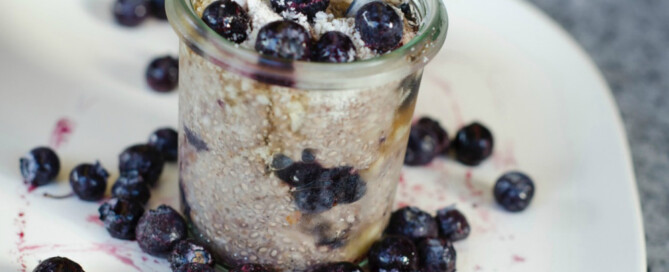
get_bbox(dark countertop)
[525,0,669,270]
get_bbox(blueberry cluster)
[272,150,367,214]
[112,0,167,27]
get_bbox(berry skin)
[494,171,535,212]
[119,144,165,187]
[452,122,494,166]
[113,0,150,27]
[293,171,336,214]
[99,198,145,240]
[135,205,188,256]
[111,172,151,205]
[275,162,323,187]
[416,117,449,154]
[354,2,403,52]
[146,56,179,92]
[32,256,84,272]
[270,0,329,19]
[329,167,366,204]
[69,162,109,201]
[386,206,438,241]
[230,263,275,272]
[20,147,60,187]
[310,262,362,272]
[367,235,418,272]
[435,207,470,242]
[175,263,216,272]
[313,31,356,63]
[202,0,250,43]
[404,124,440,166]
[255,20,312,61]
[149,0,167,19]
[148,127,179,162]
[168,239,215,271]
[416,238,456,272]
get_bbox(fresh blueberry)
[32,256,84,272]
[416,238,456,272]
[452,122,494,166]
[176,263,216,272]
[275,162,323,187]
[255,20,312,61]
[404,124,440,166]
[386,206,438,241]
[148,127,178,162]
[136,205,188,256]
[202,0,250,43]
[269,0,329,19]
[149,0,167,19]
[99,198,145,240]
[113,0,150,27]
[329,167,366,204]
[69,162,109,201]
[20,147,60,187]
[416,117,449,154]
[119,144,165,187]
[230,263,275,272]
[367,235,418,272]
[168,239,215,271]
[354,2,403,52]
[293,171,335,213]
[435,207,470,242]
[494,171,535,212]
[313,31,356,63]
[146,56,179,92]
[111,172,151,205]
[310,262,362,272]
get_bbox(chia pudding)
[166,0,448,269]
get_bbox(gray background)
[525,0,668,270]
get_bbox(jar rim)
[166,0,448,89]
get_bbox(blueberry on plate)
[416,117,449,154]
[452,122,494,166]
[148,127,179,162]
[367,235,418,272]
[111,171,151,205]
[175,263,216,272]
[435,207,470,242]
[354,2,403,52]
[32,256,84,272]
[404,124,440,166]
[149,0,167,19]
[113,0,151,27]
[230,263,275,272]
[99,198,145,240]
[313,31,356,63]
[146,56,179,92]
[20,147,60,187]
[136,205,188,256]
[494,171,535,212]
[269,0,329,19]
[202,0,250,43]
[416,238,456,272]
[119,144,165,187]
[255,20,312,61]
[168,239,215,271]
[386,206,438,241]
[69,162,109,201]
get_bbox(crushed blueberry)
[270,0,329,19]
[113,0,150,27]
[69,162,109,201]
[386,206,438,241]
[310,262,362,272]
[119,144,165,187]
[184,126,209,151]
[20,147,60,187]
[404,124,440,166]
[230,263,275,272]
[148,127,179,162]
[99,197,145,240]
[202,0,250,44]
[329,167,366,204]
[146,56,179,92]
[149,0,167,19]
[168,239,215,271]
[354,2,403,52]
[32,256,84,272]
[313,31,356,63]
[416,117,449,154]
[416,238,456,272]
[494,171,535,212]
[275,162,323,187]
[255,20,312,61]
[452,122,494,166]
[293,171,336,213]
[435,207,470,242]
[135,205,188,256]
[175,263,216,272]
[111,171,151,205]
[367,235,418,272]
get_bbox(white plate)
[0,0,646,271]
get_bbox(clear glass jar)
[167,0,447,269]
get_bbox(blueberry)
[275,162,323,187]
[494,171,535,212]
[202,0,250,43]
[386,206,438,241]
[293,171,335,213]
[310,262,362,272]
[119,144,165,187]
[313,31,356,63]
[99,198,145,240]
[230,263,275,272]
[416,238,456,272]
[269,0,329,19]
[175,263,216,272]
[452,122,494,166]
[255,20,312,61]
[329,167,366,204]
[146,56,179,92]
[168,239,214,271]
[111,172,151,205]
[32,256,84,272]
[69,162,109,201]
[20,147,60,187]
[301,149,316,163]
[148,127,178,162]
[354,2,403,52]
[149,0,167,20]
[404,124,440,166]
[113,0,150,27]
[435,207,470,242]
[136,205,188,256]
[367,235,418,272]
[416,117,449,154]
